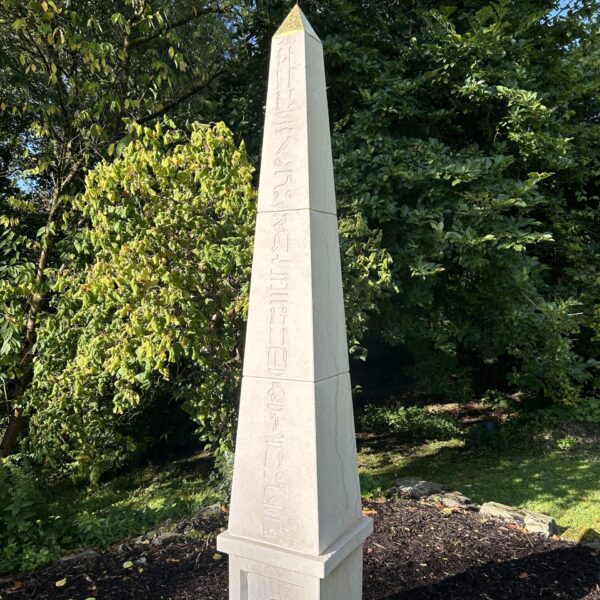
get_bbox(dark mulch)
[2,499,599,600]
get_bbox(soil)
[2,499,599,600]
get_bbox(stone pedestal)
[217,6,372,599]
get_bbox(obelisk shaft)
[217,7,372,599]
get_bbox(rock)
[393,477,446,499]
[584,540,600,551]
[480,502,557,538]
[59,549,100,563]
[439,491,479,511]
[561,527,600,546]
[523,511,558,538]
[480,502,525,524]
[151,532,183,546]
[203,502,222,518]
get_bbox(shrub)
[0,458,61,574]
[25,120,255,481]
[359,404,460,441]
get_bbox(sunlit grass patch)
[358,435,600,530]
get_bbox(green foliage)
[556,435,578,450]
[0,202,38,382]
[25,120,255,480]
[524,396,600,426]
[360,404,460,441]
[573,398,600,424]
[0,451,218,575]
[0,0,240,458]
[330,0,600,401]
[1,0,232,177]
[0,458,61,574]
[217,0,600,403]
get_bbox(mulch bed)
[2,499,599,600]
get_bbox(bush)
[0,458,62,574]
[25,120,255,481]
[359,404,460,441]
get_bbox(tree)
[24,120,255,480]
[0,0,237,455]
[216,0,600,402]
[330,1,600,400]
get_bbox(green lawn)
[358,436,600,531]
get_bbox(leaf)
[122,560,133,569]
[55,578,67,587]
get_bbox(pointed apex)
[274,5,320,41]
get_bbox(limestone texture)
[217,5,371,599]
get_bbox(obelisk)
[217,6,372,599]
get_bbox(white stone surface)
[218,517,372,579]
[227,374,362,555]
[242,210,349,382]
[217,5,370,599]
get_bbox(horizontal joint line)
[243,372,349,385]
[258,207,337,216]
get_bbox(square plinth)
[217,517,372,599]
[227,548,363,600]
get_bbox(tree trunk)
[0,160,83,456]
[1,408,24,458]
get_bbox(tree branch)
[129,3,226,47]
[137,69,222,124]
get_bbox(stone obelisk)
[217,6,372,599]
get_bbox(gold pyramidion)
[274,4,319,40]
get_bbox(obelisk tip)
[274,4,320,41]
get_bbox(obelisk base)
[217,517,373,600]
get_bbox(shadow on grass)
[379,546,600,600]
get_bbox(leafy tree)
[25,120,255,480]
[218,0,600,402]
[0,0,237,455]
[336,0,600,400]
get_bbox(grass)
[358,434,600,531]
[56,451,220,548]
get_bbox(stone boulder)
[392,477,446,499]
[480,502,557,538]
[561,527,600,549]
[439,491,480,511]
[523,511,558,538]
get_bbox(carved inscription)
[267,213,290,374]
[271,36,296,212]
[261,32,299,547]
[262,382,286,541]
[266,36,297,376]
